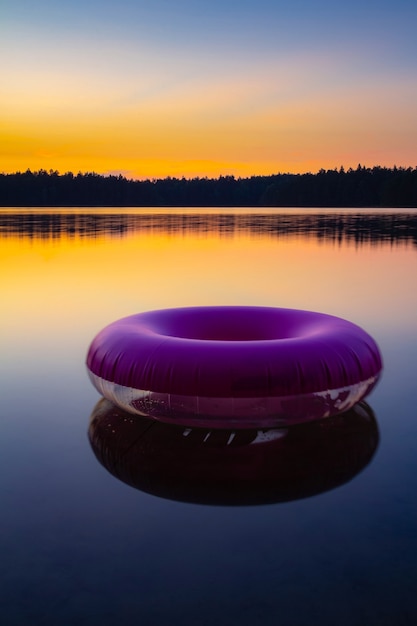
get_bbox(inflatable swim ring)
[86,306,382,428]
[89,398,379,505]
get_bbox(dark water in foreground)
[1,208,417,625]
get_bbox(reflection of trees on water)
[1,211,416,247]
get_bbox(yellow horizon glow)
[2,39,416,179]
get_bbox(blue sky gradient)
[2,0,416,177]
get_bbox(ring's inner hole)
[146,309,311,341]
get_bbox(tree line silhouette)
[0,165,416,207]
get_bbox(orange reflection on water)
[1,210,417,346]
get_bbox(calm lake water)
[1,208,417,625]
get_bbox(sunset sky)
[2,0,417,179]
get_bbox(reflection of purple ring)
[88,399,379,506]
[86,306,382,428]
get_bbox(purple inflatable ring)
[86,306,382,428]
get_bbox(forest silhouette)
[1,165,416,207]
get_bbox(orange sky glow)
[1,2,416,179]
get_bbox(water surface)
[1,208,417,625]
